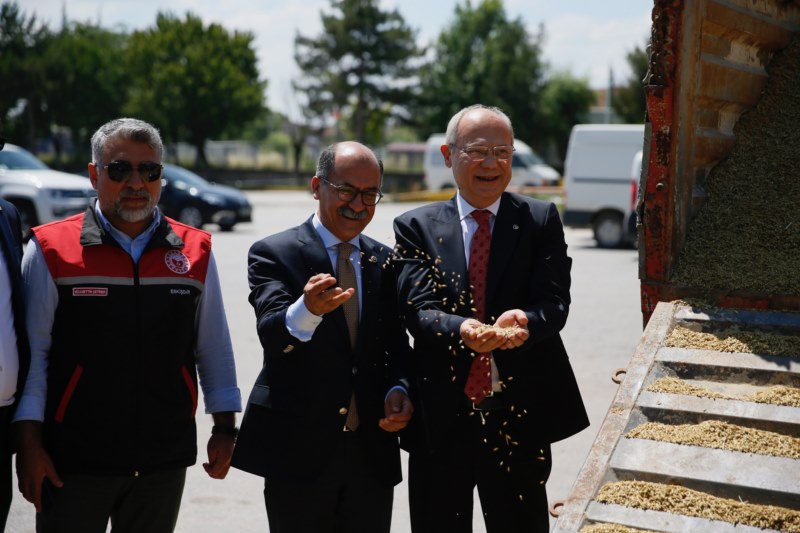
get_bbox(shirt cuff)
[11,395,46,423]
[286,295,323,342]
[384,384,408,402]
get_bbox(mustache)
[338,206,369,220]
[120,189,151,199]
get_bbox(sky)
[26,0,653,116]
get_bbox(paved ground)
[6,190,644,532]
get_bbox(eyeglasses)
[94,161,163,183]
[458,145,515,162]
[318,176,383,206]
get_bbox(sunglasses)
[95,161,163,182]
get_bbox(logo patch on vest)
[73,287,108,297]
[164,250,191,274]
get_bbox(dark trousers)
[1,405,13,532]
[263,431,393,533]
[408,404,552,533]
[36,467,186,533]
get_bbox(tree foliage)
[42,23,130,159]
[294,0,423,145]
[0,2,51,148]
[540,72,595,165]
[413,0,547,148]
[612,40,648,123]
[124,12,266,166]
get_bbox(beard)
[113,189,158,223]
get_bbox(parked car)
[0,143,96,240]
[158,163,252,231]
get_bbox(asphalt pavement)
[6,190,644,532]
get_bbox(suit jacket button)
[352,366,358,375]
[339,407,348,415]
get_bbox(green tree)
[0,1,51,149]
[294,0,423,145]
[125,12,266,166]
[540,72,595,166]
[413,0,547,148]
[42,22,130,163]
[612,40,648,123]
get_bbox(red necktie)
[464,210,493,404]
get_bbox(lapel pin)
[368,255,378,263]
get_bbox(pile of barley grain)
[648,376,800,408]
[579,524,652,533]
[596,481,800,531]
[670,36,800,295]
[626,419,800,458]
[666,325,800,357]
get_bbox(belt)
[463,392,505,412]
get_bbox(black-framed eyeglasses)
[94,161,163,183]
[457,145,515,162]
[318,176,383,206]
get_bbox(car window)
[163,165,209,187]
[511,153,527,168]
[0,150,50,170]
[515,150,545,166]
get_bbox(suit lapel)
[0,206,23,286]
[486,194,523,311]
[356,237,385,356]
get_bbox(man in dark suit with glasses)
[394,104,589,533]
[232,141,413,533]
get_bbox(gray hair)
[316,142,384,181]
[91,118,164,164]
[444,104,514,147]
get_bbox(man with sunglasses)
[12,118,241,533]
[232,141,413,533]
[393,104,588,532]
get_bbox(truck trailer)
[553,1,800,531]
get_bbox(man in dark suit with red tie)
[232,141,413,533]
[0,136,31,531]
[393,104,589,532]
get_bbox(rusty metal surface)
[551,301,800,532]
[640,0,800,323]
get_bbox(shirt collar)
[312,213,360,250]
[456,192,501,222]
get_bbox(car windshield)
[0,149,50,170]
[515,150,545,166]
[164,165,210,187]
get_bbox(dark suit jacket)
[232,217,411,486]
[0,198,30,419]
[393,192,589,455]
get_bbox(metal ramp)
[553,301,800,532]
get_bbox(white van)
[562,124,645,247]
[423,134,559,191]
